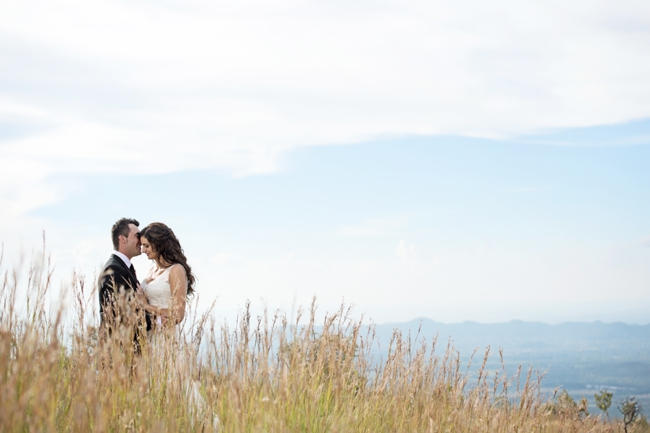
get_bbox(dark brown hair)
[139,222,195,296]
[111,218,139,249]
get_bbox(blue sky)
[18,120,650,324]
[1,0,649,324]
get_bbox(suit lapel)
[111,254,129,272]
[111,254,138,287]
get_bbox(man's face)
[120,223,141,259]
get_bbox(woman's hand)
[135,285,148,306]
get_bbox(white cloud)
[338,216,408,238]
[396,240,418,264]
[2,0,650,226]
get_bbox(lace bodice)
[141,266,173,309]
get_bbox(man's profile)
[98,218,149,345]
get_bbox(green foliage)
[620,397,643,433]
[594,389,613,417]
[542,389,588,419]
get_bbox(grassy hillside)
[1,252,647,432]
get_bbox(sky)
[1,0,650,325]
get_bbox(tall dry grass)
[0,248,626,432]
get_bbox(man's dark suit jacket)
[98,254,151,335]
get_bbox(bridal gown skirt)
[145,329,220,430]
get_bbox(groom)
[98,218,150,344]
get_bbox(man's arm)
[99,267,117,324]
[98,265,134,323]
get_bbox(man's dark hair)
[111,218,139,249]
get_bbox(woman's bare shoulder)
[169,263,187,277]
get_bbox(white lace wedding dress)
[141,265,175,329]
[141,265,219,430]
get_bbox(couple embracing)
[98,217,195,348]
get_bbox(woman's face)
[140,236,157,260]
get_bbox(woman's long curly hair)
[140,222,195,296]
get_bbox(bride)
[138,222,195,329]
[137,222,216,427]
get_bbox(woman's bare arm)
[168,264,188,324]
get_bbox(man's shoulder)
[101,255,127,277]
[103,254,124,268]
[98,255,135,291]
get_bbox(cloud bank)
[2,0,650,220]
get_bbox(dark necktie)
[129,264,137,279]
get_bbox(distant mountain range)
[369,319,650,415]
